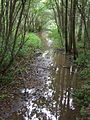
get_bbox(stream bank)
[0,32,80,120]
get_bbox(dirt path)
[0,32,80,120]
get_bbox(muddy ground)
[0,32,80,120]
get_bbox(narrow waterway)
[2,32,80,120]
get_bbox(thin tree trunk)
[72,0,77,59]
[61,0,64,34]
[68,0,73,53]
[65,0,68,52]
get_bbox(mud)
[0,32,80,120]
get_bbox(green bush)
[74,54,87,66]
[0,33,41,68]
[73,85,90,120]
[18,33,41,57]
[80,68,90,79]
[25,33,41,48]
[0,33,41,84]
[73,85,90,107]
[74,53,90,67]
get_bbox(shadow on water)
[4,32,80,120]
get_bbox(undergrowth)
[18,33,41,57]
[73,48,90,120]
[0,33,42,99]
[48,27,63,48]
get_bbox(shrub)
[18,33,41,57]
[73,85,90,107]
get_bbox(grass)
[0,33,42,69]
[0,33,42,86]
[18,33,41,57]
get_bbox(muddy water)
[2,32,79,120]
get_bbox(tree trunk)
[68,0,73,53]
[65,0,68,53]
[72,0,77,59]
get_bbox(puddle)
[46,38,53,47]
[1,32,80,120]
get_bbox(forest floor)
[0,32,81,120]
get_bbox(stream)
[1,32,80,120]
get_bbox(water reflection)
[21,46,78,120]
[0,32,80,120]
[46,38,53,47]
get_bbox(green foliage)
[73,85,90,107]
[74,54,87,66]
[77,42,84,49]
[80,106,86,116]
[26,33,41,48]
[48,27,62,48]
[18,33,41,57]
[0,33,41,86]
[0,94,8,100]
[74,45,90,119]
[80,68,90,79]
[74,52,90,67]
[0,74,13,85]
